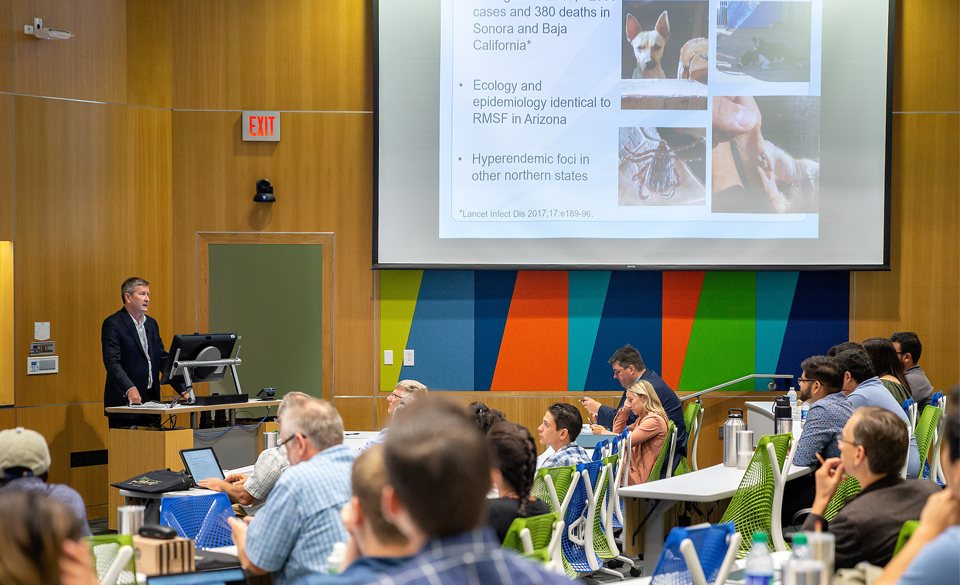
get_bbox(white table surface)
[620,450,809,570]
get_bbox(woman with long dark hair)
[863,337,912,404]
[485,421,551,542]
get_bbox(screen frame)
[371,0,894,272]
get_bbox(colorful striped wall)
[380,271,849,394]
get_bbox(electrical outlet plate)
[403,349,414,366]
[383,350,393,365]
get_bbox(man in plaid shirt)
[538,402,591,469]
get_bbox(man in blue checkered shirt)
[373,398,577,585]
[229,397,358,585]
[538,402,591,469]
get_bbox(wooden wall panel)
[125,0,172,109]
[171,0,372,111]
[0,407,14,429]
[0,95,14,241]
[16,403,110,508]
[891,0,960,113]
[0,243,11,406]
[15,97,173,406]
[171,112,375,403]
[335,396,377,432]
[0,0,11,93]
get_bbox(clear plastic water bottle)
[746,532,774,585]
[800,402,810,427]
[326,541,347,574]
[787,386,800,421]
[783,534,825,585]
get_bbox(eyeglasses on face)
[277,432,300,448]
[835,433,859,448]
[798,377,819,385]
[613,366,633,375]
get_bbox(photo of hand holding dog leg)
[712,96,820,214]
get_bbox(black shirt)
[486,497,552,542]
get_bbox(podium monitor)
[160,333,239,386]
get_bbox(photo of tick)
[618,127,706,206]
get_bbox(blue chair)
[160,492,236,549]
[651,523,741,585]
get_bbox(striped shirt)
[371,527,577,585]
[245,444,357,585]
[241,445,289,515]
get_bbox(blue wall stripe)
[584,271,663,391]
[474,271,518,391]
[568,271,612,392]
[755,272,799,390]
[776,271,850,384]
[401,271,475,391]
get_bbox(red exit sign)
[242,111,281,141]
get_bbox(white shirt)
[129,312,152,390]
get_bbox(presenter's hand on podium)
[126,387,142,405]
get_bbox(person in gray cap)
[0,427,91,536]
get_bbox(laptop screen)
[146,568,245,585]
[179,448,225,483]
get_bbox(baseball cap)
[0,427,52,477]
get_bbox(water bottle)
[326,541,347,574]
[783,534,825,585]
[787,386,800,422]
[746,532,774,585]
[801,402,810,427]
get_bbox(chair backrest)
[532,465,577,516]
[893,520,919,556]
[160,492,236,549]
[502,512,561,562]
[648,421,677,482]
[823,475,861,521]
[84,535,137,585]
[915,405,943,471]
[683,400,704,472]
[719,433,792,557]
[651,523,740,585]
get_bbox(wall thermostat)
[28,356,58,375]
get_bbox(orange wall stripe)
[661,271,705,389]
[491,271,569,391]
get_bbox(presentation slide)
[376,0,891,268]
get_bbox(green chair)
[682,399,705,472]
[531,464,578,518]
[502,512,565,573]
[914,405,943,476]
[823,475,861,521]
[648,421,677,483]
[719,433,793,557]
[893,520,919,557]
[84,534,137,585]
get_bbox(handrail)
[679,374,794,401]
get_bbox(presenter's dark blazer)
[101,308,184,417]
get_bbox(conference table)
[619,460,810,567]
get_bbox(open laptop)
[179,448,226,487]
[146,568,245,585]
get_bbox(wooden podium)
[107,428,194,530]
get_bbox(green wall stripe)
[379,271,423,392]
[678,272,757,393]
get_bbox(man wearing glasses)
[361,379,428,450]
[801,406,939,569]
[581,344,687,469]
[228,397,358,584]
[793,355,854,468]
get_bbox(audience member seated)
[470,401,508,434]
[0,427,91,536]
[538,402,590,468]
[229,397,358,585]
[293,445,418,585]
[801,406,940,569]
[876,386,959,585]
[362,380,428,450]
[836,348,921,478]
[375,397,573,585]
[581,344,687,470]
[784,356,854,522]
[0,490,85,585]
[199,391,308,515]
[862,337,913,404]
[486,422,551,542]
[890,332,935,413]
[592,379,668,484]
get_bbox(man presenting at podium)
[102,277,187,428]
